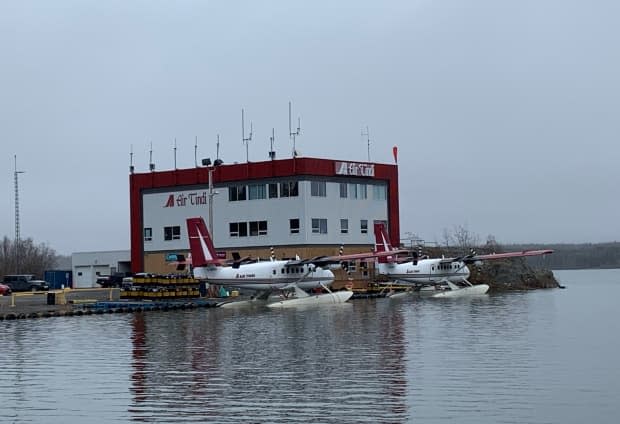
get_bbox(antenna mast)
[194,136,198,167]
[129,144,134,173]
[216,134,220,159]
[362,126,371,161]
[173,138,177,169]
[269,128,275,160]
[242,108,253,163]
[14,155,25,242]
[289,101,301,157]
[149,142,155,171]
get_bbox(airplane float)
[186,217,406,307]
[373,223,554,298]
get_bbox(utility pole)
[14,155,25,242]
[14,155,25,274]
[208,166,215,237]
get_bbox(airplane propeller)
[229,252,253,269]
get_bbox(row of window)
[230,221,268,237]
[144,226,181,242]
[272,261,368,275]
[331,219,369,235]
[229,181,299,201]
[313,182,387,200]
[144,219,376,241]
[228,181,386,201]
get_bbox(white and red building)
[129,157,400,276]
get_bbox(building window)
[339,183,347,198]
[358,184,367,199]
[280,181,298,197]
[340,219,349,234]
[164,226,181,241]
[268,183,278,198]
[289,218,300,234]
[373,184,387,200]
[249,220,268,236]
[360,219,368,234]
[349,183,358,199]
[346,261,356,273]
[144,227,152,242]
[311,181,327,197]
[228,185,247,201]
[312,218,328,234]
[229,222,248,237]
[280,182,290,197]
[249,184,266,200]
[360,261,369,277]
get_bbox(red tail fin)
[186,217,221,267]
[374,223,394,263]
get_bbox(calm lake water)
[1,269,619,424]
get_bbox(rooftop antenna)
[289,101,301,157]
[173,138,177,169]
[242,108,253,163]
[216,134,220,159]
[362,126,371,161]
[149,142,155,171]
[14,155,25,243]
[269,128,276,160]
[129,144,134,174]
[194,136,198,167]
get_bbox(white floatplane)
[186,217,402,307]
[374,223,553,298]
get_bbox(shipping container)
[44,270,73,289]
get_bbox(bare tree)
[442,224,480,251]
[0,237,57,279]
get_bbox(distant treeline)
[503,242,620,270]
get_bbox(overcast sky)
[1,0,619,255]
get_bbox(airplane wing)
[291,249,409,267]
[441,249,554,264]
[463,249,554,263]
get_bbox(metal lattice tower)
[14,155,25,242]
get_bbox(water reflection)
[3,270,620,423]
[128,303,408,423]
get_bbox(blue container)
[44,270,73,289]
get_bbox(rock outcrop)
[468,258,559,291]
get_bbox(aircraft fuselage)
[193,260,335,291]
[377,259,470,285]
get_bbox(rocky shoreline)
[468,258,560,291]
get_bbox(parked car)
[0,283,11,295]
[96,272,132,288]
[3,274,50,292]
